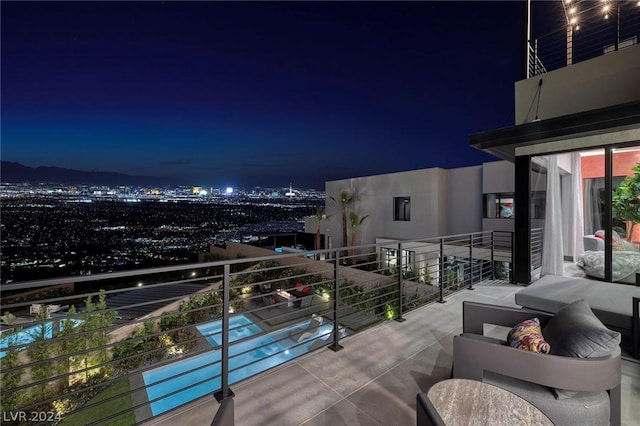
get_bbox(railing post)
[467,234,474,290]
[396,243,406,322]
[214,264,235,402]
[329,252,343,352]
[510,231,515,284]
[438,238,446,303]
[491,231,495,280]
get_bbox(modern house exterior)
[302,161,517,285]
[304,161,522,249]
[306,2,640,286]
[470,3,640,285]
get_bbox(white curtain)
[542,155,565,276]
[583,178,604,235]
[571,153,584,259]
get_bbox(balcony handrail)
[527,0,640,76]
[0,229,517,425]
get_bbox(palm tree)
[314,208,332,259]
[349,211,368,265]
[330,190,355,250]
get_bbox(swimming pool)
[143,314,335,416]
[0,319,82,359]
[195,313,264,347]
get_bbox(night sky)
[2,1,532,190]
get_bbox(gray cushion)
[542,299,620,399]
[583,235,604,252]
[542,299,621,359]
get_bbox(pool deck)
[143,280,640,426]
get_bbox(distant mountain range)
[1,161,179,186]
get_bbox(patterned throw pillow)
[507,317,550,354]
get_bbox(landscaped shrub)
[493,261,510,280]
[159,311,197,352]
[0,328,25,412]
[179,291,222,324]
[112,321,162,370]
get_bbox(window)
[393,197,411,221]
[483,193,514,218]
[380,247,415,272]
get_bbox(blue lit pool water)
[195,313,264,347]
[143,314,335,416]
[0,319,82,359]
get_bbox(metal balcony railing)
[0,230,516,425]
[527,0,640,76]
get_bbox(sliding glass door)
[531,145,639,284]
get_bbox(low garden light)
[384,303,396,320]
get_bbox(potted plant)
[612,163,640,241]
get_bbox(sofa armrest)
[452,334,621,392]
[462,301,554,334]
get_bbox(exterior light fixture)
[570,17,578,25]
[569,6,576,14]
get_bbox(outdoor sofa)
[578,232,640,284]
[514,274,640,357]
[452,300,622,426]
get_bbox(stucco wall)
[482,160,515,194]
[515,44,640,124]
[325,168,449,248]
[447,165,482,235]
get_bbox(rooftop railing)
[528,0,640,77]
[0,230,517,425]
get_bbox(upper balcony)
[516,0,640,125]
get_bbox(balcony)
[517,0,640,124]
[0,231,636,425]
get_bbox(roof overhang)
[469,100,640,161]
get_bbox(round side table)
[427,378,554,425]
